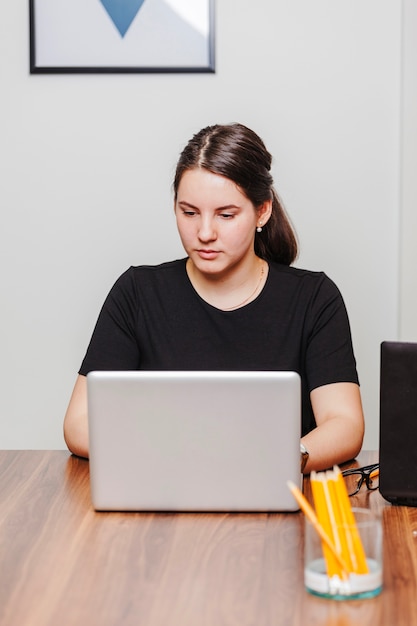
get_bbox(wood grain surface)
[1,450,416,626]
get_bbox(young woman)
[64,123,364,470]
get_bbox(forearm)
[301,382,365,474]
[64,414,89,459]
[63,375,90,459]
[301,415,363,473]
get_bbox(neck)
[186,257,268,310]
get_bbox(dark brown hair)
[173,123,298,265]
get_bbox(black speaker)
[379,341,417,506]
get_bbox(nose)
[198,215,217,242]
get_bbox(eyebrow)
[178,201,241,211]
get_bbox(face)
[175,168,271,278]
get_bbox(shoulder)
[107,259,188,303]
[126,258,186,277]
[114,258,187,286]
[268,262,340,293]
[266,263,347,317]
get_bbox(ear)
[257,200,273,226]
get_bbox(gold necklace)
[223,261,265,311]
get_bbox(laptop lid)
[379,341,417,506]
[87,370,302,512]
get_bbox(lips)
[197,249,220,260]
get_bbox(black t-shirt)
[79,258,359,435]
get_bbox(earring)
[256,223,263,233]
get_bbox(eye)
[182,209,197,217]
[219,212,234,219]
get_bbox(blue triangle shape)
[99,0,146,37]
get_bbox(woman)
[64,123,364,470]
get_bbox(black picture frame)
[29,0,215,74]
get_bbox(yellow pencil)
[326,468,355,572]
[311,472,343,577]
[334,466,369,574]
[287,480,349,579]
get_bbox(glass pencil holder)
[304,508,383,600]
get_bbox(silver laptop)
[87,370,302,512]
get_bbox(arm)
[64,270,141,459]
[63,375,89,459]
[301,381,364,473]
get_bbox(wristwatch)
[300,443,309,473]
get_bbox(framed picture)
[29,0,215,74]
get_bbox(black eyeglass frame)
[341,463,380,496]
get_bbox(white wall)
[400,0,417,342]
[0,1,405,450]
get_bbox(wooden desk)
[1,450,416,626]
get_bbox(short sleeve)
[304,275,359,392]
[79,268,141,375]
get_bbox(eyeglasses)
[341,463,380,496]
